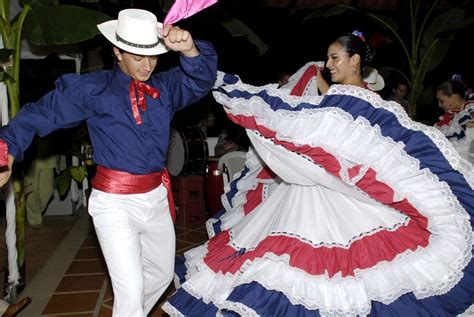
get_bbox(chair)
[218,151,247,186]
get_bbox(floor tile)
[177,230,208,243]
[66,259,107,274]
[42,292,100,314]
[98,306,112,317]
[174,226,189,235]
[176,240,196,253]
[74,247,102,260]
[55,274,106,292]
[103,280,114,302]
[44,313,94,317]
[81,237,100,248]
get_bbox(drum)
[166,127,209,176]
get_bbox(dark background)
[21,0,474,131]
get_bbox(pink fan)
[164,0,218,25]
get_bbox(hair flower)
[352,30,366,42]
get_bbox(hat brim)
[367,74,385,91]
[97,20,169,56]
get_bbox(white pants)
[89,184,175,317]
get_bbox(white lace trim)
[161,302,185,317]
[220,301,259,316]
[326,85,474,189]
[206,148,275,239]
[173,273,181,289]
[213,80,473,188]
[177,240,471,316]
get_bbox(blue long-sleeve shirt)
[0,40,218,174]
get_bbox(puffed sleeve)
[154,40,218,113]
[0,73,97,161]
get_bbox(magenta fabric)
[164,0,218,25]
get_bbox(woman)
[163,34,473,316]
[435,74,474,163]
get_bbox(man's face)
[393,84,409,100]
[114,47,158,81]
[278,74,290,88]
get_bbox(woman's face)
[114,47,158,81]
[436,90,464,113]
[326,42,354,84]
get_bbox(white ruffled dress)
[163,70,474,317]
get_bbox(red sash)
[92,166,176,222]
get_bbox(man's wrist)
[181,43,199,57]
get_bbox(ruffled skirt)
[163,73,474,316]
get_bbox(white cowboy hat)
[363,66,385,91]
[97,8,169,56]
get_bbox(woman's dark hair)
[437,76,468,99]
[333,34,374,71]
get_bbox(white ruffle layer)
[175,77,473,316]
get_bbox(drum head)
[166,127,209,176]
[166,128,186,176]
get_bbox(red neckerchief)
[435,102,470,127]
[435,113,454,127]
[129,80,160,125]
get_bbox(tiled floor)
[8,211,210,317]
[0,215,79,295]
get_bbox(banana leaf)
[20,0,58,7]
[0,68,14,81]
[308,5,354,18]
[24,5,111,46]
[420,8,474,72]
[365,12,399,34]
[70,165,87,183]
[0,48,13,65]
[56,168,72,197]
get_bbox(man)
[0,8,217,316]
[387,80,411,114]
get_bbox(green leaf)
[366,12,399,33]
[420,35,454,72]
[1,0,9,22]
[423,9,471,47]
[24,5,112,46]
[419,8,472,73]
[0,49,13,64]
[70,165,87,183]
[0,68,15,82]
[321,5,399,33]
[20,0,56,7]
[56,168,71,197]
[313,5,353,18]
